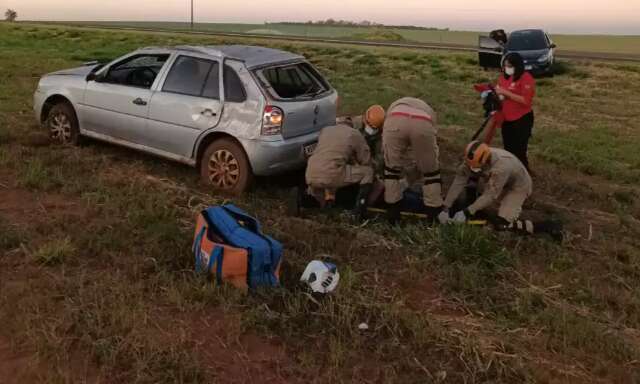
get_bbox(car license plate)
[525,65,533,70]
[303,142,317,157]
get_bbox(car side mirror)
[86,71,105,83]
[550,43,557,49]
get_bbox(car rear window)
[507,31,548,51]
[258,62,329,100]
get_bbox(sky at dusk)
[2,0,639,35]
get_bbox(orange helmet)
[364,105,386,130]
[465,141,491,172]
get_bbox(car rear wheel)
[200,138,253,195]
[46,103,80,145]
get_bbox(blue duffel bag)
[193,204,283,290]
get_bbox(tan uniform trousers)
[497,187,531,222]
[307,165,374,203]
[382,115,442,207]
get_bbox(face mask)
[505,67,515,76]
[364,125,378,136]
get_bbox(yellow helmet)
[465,141,491,172]
[364,105,386,130]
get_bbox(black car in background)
[478,29,557,76]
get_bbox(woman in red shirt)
[496,52,535,171]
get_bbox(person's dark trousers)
[501,111,534,171]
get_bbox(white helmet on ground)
[300,260,340,293]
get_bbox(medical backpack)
[192,204,282,290]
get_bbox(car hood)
[47,64,101,77]
[507,49,549,61]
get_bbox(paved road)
[33,22,640,63]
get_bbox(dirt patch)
[0,336,104,384]
[534,163,639,213]
[177,311,301,384]
[18,131,50,148]
[0,186,87,228]
[0,337,44,384]
[401,277,467,317]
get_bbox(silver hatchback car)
[33,45,338,193]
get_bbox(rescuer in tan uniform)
[305,109,384,216]
[441,141,532,226]
[289,107,386,219]
[382,97,443,221]
[306,123,373,194]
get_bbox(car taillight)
[262,105,284,136]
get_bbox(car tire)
[200,138,253,195]
[46,102,80,146]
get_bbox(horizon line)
[18,19,640,37]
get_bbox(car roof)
[510,29,545,36]
[211,45,305,68]
[139,45,305,69]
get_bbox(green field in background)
[62,21,640,55]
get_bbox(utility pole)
[190,0,194,30]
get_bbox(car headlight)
[35,77,47,93]
[538,53,551,63]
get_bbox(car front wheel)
[200,138,253,195]
[46,102,80,145]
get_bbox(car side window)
[163,56,220,99]
[103,54,169,89]
[202,64,220,99]
[223,65,246,103]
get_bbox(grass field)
[58,21,640,55]
[1,22,640,383]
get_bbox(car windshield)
[259,62,328,100]
[507,31,548,51]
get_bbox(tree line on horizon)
[269,19,449,31]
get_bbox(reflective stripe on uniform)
[384,166,402,180]
[423,169,441,186]
[423,170,440,178]
[424,178,442,186]
[390,111,433,122]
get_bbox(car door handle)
[200,108,217,117]
[132,98,147,106]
